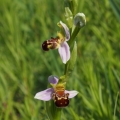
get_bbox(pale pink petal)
[48,75,58,84]
[58,42,70,64]
[34,88,54,101]
[60,21,70,41]
[65,90,79,98]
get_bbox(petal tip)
[34,88,53,101]
[65,90,79,98]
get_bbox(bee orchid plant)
[34,0,86,120]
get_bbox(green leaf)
[109,0,120,22]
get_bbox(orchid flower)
[34,75,78,107]
[42,21,70,64]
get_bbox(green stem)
[46,101,62,120]
[64,62,68,75]
[68,26,80,47]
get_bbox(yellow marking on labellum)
[57,97,62,100]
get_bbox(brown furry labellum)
[52,85,69,107]
[42,37,60,51]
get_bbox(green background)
[0,0,120,120]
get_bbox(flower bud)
[73,13,86,28]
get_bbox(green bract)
[65,7,73,28]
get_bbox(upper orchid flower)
[42,21,70,64]
[34,75,78,107]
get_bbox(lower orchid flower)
[42,21,70,64]
[34,75,78,107]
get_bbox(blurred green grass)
[0,0,120,120]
